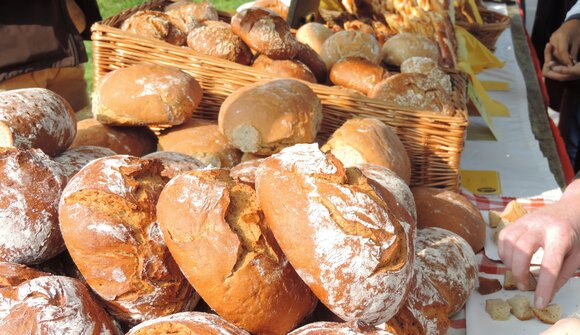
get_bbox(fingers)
[535,237,568,309]
[550,34,573,66]
[554,248,580,292]
[571,39,579,64]
[498,222,527,269]
[543,43,554,69]
[509,232,542,289]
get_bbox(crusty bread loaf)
[507,295,533,321]
[157,118,241,168]
[400,57,452,94]
[255,144,413,325]
[121,10,188,45]
[295,22,334,54]
[532,304,561,324]
[230,158,264,185]
[381,33,439,66]
[290,321,395,335]
[329,57,388,95]
[165,1,219,27]
[0,262,50,288]
[252,55,317,83]
[477,276,503,295]
[319,30,381,69]
[0,275,120,334]
[94,63,203,127]
[71,118,158,156]
[485,299,511,321]
[415,227,478,316]
[411,187,486,252]
[53,146,117,180]
[231,7,298,59]
[143,151,205,179]
[0,88,77,156]
[254,0,289,19]
[219,79,322,155]
[187,22,253,65]
[321,118,411,184]
[126,312,251,335]
[295,42,328,83]
[0,148,67,265]
[59,156,196,324]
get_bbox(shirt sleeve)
[566,1,580,21]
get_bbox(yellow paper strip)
[467,0,484,24]
[460,170,502,195]
[481,80,510,91]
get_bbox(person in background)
[0,0,101,112]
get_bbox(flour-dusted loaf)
[0,88,77,156]
[0,262,50,288]
[329,57,388,95]
[165,1,219,28]
[58,156,196,324]
[121,10,188,45]
[53,146,117,180]
[295,22,334,54]
[290,321,395,335]
[187,21,253,65]
[319,30,381,69]
[157,169,317,334]
[143,151,205,179]
[126,312,251,335]
[252,55,317,83]
[230,158,264,186]
[381,33,440,66]
[400,57,451,94]
[255,144,413,325]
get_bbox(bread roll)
[255,144,413,325]
[127,312,251,335]
[59,156,196,324]
[400,57,452,94]
[296,22,334,54]
[94,63,203,127]
[165,1,219,23]
[230,158,264,185]
[295,42,328,83]
[253,0,289,19]
[219,79,322,155]
[187,22,253,65]
[412,187,486,252]
[290,321,395,335]
[231,7,298,59]
[321,118,411,184]
[0,148,67,265]
[252,55,317,83]
[71,118,158,156]
[53,146,117,180]
[0,88,77,156]
[381,33,439,66]
[142,151,205,179]
[157,169,317,334]
[329,57,388,95]
[415,227,478,316]
[319,30,381,69]
[0,275,120,334]
[158,118,241,168]
[0,262,50,288]
[121,10,188,46]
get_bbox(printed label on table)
[460,170,502,195]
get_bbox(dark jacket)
[0,0,101,81]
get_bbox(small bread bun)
[187,22,253,65]
[219,79,322,155]
[330,57,388,95]
[252,55,317,83]
[53,146,117,180]
[121,10,188,46]
[295,42,328,83]
[127,312,251,335]
[253,0,289,18]
[381,33,439,66]
[230,158,264,185]
[0,262,50,288]
[231,7,298,59]
[143,151,205,179]
[400,57,452,94]
[296,22,334,54]
[321,118,411,184]
[157,118,241,168]
[411,187,486,252]
[290,321,395,335]
[0,88,77,156]
[165,1,219,25]
[319,30,381,69]
[94,63,203,127]
[71,118,158,156]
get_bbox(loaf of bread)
[321,118,411,184]
[255,144,413,325]
[290,321,395,335]
[253,0,289,19]
[0,148,67,265]
[252,55,317,83]
[59,156,196,324]
[142,151,205,179]
[400,57,452,94]
[295,42,328,83]
[219,79,322,155]
[187,21,253,65]
[0,262,49,288]
[53,146,117,180]
[296,22,334,54]
[0,88,77,156]
[121,10,188,46]
[157,118,241,168]
[485,299,511,321]
[165,1,219,25]
[319,30,381,69]
[381,33,440,66]
[231,7,298,59]
[157,169,317,334]
[230,158,264,185]
[329,57,388,95]
[94,63,203,127]
[126,312,251,335]
[507,295,533,321]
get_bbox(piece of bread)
[231,7,298,59]
[477,277,503,295]
[319,30,381,69]
[485,299,511,321]
[0,148,67,265]
[295,42,328,83]
[252,54,317,83]
[507,295,533,320]
[0,88,77,156]
[400,57,452,94]
[143,151,205,179]
[219,79,322,155]
[503,270,537,291]
[500,200,528,222]
[59,156,196,324]
[157,118,241,168]
[93,63,203,127]
[187,21,253,65]
[253,0,289,19]
[157,169,317,334]
[290,321,395,335]
[53,145,117,180]
[121,10,188,46]
[296,22,334,54]
[254,144,413,325]
[126,312,250,335]
[532,304,561,324]
[381,33,440,66]
[230,158,264,186]
[329,57,388,95]
[240,151,269,162]
[0,262,50,288]
[165,1,219,25]
[412,187,486,252]
[488,210,503,228]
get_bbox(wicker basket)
[457,9,511,51]
[91,0,469,190]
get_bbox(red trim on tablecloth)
[450,319,467,329]
[459,191,552,212]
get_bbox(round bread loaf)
[231,7,298,59]
[400,57,452,94]
[0,148,67,265]
[329,57,388,95]
[59,156,196,324]
[295,42,328,83]
[187,22,253,65]
[126,312,251,335]
[54,146,117,180]
[296,22,334,54]
[411,187,486,252]
[252,55,317,83]
[415,227,478,316]
[165,1,219,23]
[158,118,241,168]
[219,79,322,155]
[255,144,413,325]
[94,63,203,127]
[0,275,120,334]
[157,169,318,334]
[71,118,158,156]
[143,151,205,179]
[253,0,289,18]
[319,30,381,69]
[0,88,77,156]
[121,10,188,45]
[0,262,50,288]
[290,321,395,335]
[230,158,264,185]
[381,33,439,66]
[321,118,411,184]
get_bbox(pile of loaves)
[118,1,455,115]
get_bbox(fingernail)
[517,283,526,291]
[535,296,544,309]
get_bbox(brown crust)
[252,55,317,83]
[165,1,219,23]
[295,42,328,83]
[295,22,334,54]
[330,57,387,95]
[290,321,394,335]
[477,277,503,295]
[187,22,253,65]
[0,262,50,288]
[253,0,289,19]
[53,145,117,180]
[127,312,251,335]
[121,10,188,46]
[381,32,440,66]
[230,158,264,186]
[319,30,381,69]
[143,151,205,179]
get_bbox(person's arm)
[548,1,580,67]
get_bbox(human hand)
[549,19,580,66]
[543,43,580,81]
[539,317,580,335]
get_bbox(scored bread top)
[127,312,250,335]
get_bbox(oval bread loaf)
[142,151,205,179]
[295,22,334,54]
[329,57,388,95]
[126,312,251,335]
[319,30,381,69]
[187,21,253,65]
[121,10,188,46]
[53,146,117,180]
[290,321,395,335]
